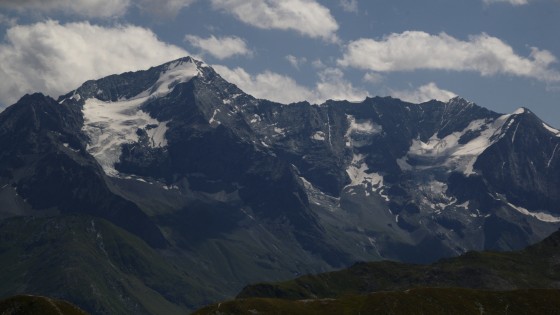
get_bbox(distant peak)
[512,107,528,115]
[162,56,208,71]
[446,96,474,107]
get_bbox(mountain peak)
[446,96,475,107]
[512,107,531,115]
[148,57,203,98]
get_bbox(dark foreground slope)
[194,288,560,315]
[192,229,560,314]
[0,216,202,315]
[0,295,89,315]
[237,228,560,299]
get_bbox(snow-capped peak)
[149,57,202,97]
[80,57,207,177]
[446,96,474,107]
[513,107,526,115]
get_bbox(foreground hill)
[193,288,560,315]
[0,295,89,315]
[193,229,560,314]
[238,228,560,299]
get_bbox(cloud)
[338,31,560,82]
[210,0,339,41]
[483,0,530,5]
[390,82,457,103]
[286,55,307,70]
[0,20,188,107]
[0,0,198,19]
[214,65,367,104]
[315,68,369,102]
[213,65,315,103]
[137,0,197,17]
[185,34,251,59]
[0,0,131,18]
[339,0,358,12]
[363,72,384,84]
[0,13,18,27]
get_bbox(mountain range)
[1,56,559,313]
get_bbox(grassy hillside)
[192,229,560,314]
[237,228,560,299]
[0,295,89,315]
[0,215,209,314]
[193,288,560,315]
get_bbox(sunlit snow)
[398,112,515,175]
[507,202,560,223]
[311,131,326,141]
[345,154,388,200]
[82,59,200,176]
[543,123,560,137]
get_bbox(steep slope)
[0,93,165,248]
[0,215,205,314]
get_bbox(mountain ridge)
[1,56,560,313]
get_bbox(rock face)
[1,56,560,313]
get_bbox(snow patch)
[548,143,559,168]
[507,202,560,223]
[274,127,286,135]
[513,107,525,115]
[312,131,326,141]
[543,123,560,137]
[150,59,199,97]
[345,154,388,200]
[398,114,513,175]
[209,109,221,125]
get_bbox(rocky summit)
[1,56,559,314]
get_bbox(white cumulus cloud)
[390,82,457,103]
[315,68,369,102]
[213,65,367,104]
[0,0,131,18]
[338,31,560,82]
[0,20,188,107]
[210,0,339,41]
[185,34,252,59]
[0,0,198,18]
[213,65,315,103]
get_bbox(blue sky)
[1,0,559,126]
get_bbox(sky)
[0,0,559,126]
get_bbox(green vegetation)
[0,295,89,315]
[0,215,203,314]
[194,288,560,315]
[237,229,560,299]
[192,229,560,314]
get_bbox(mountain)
[0,294,89,315]
[0,56,560,313]
[194,229,560,314]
